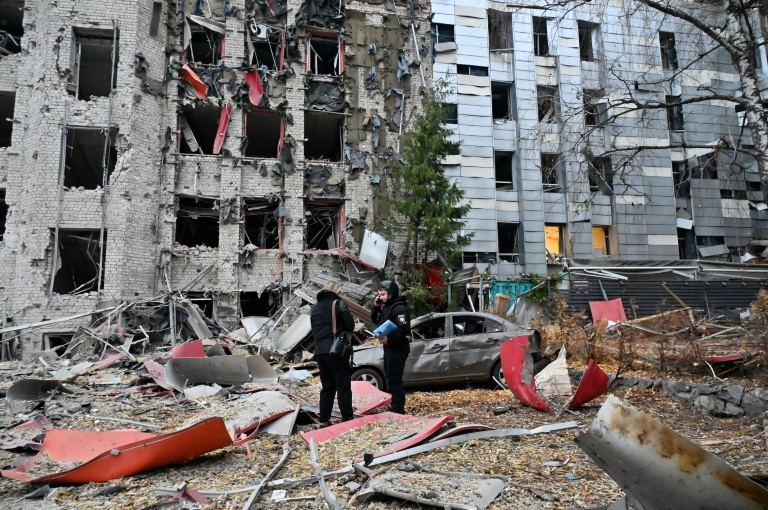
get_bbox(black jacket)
[371,296,411,353]
[311,290,355,355]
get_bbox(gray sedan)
[351,312,541,389]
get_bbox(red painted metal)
[180,64,208,99]
[244,71,263,106]
[171,340,206,358]
[2,418,232,484]
[500,337,551,412]
[212,104,232,155]
[142,360,172,390]
[428,424,495,443]
[351,381,391,414]
[300,412,453,458]
[589,298,627,323]
[90,351,127,371]
[568,359,610,410]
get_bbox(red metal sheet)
[428,424,495,443]
[212,104,232,155]
[2,418,231,484]
[180,64,208,99]
[589,298,627,323]
[171,340,206,358]
[142,360,172,390]
[1,415,54,450]
[568,359,610,410]
[500,337,551,413]
[90,351,127,371]
[244,71,263,106]
[351,381,392,414]
[300,412,453,459]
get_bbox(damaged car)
[351,312,542,389]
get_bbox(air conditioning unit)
[249,21,268,39]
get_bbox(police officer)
[371,280,411,414]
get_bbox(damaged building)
[0,0,430,354]
[2,0,768,354]
[432,1,768,279]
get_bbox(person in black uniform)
[371,280,411,414]
[310,281,355,427]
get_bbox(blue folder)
[373,320,398,338]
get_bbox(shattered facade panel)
[0,0,428,353]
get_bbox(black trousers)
[384,348,408,414]
[316,353,353,422]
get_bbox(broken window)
[441,103,458,124]
[304,111,343,161]
[541,153,561,193]
[0,91,14,147]
[412,317,446,340]
[491,82,514,120]
[588,157,613,193]
[457,64,488,77]
[545,224,565,262]
[673,161,690,197]
[666,95,684,131]
[175,196,220,248]
[692,153,718,179]
[659,31,678,70]
[678,227,696,259]
[306,33,342,75]
[186,292,214,318]
[187,25,223,66]
[583,89,602,126]
[306,200,342,250]
[537,86,559,123]
[488,10,512,51]
[577,21,597,62]
[240,291,278,317]
[592,226,611,257]
[0,189,7,242]
[432,23,455,44]
[52,230,105,294]
[720,188,748,199]
[63,127,117,189]
[495,152,514,190]
[44,333,75,356]
[497,222,520,263]
[533,17,549,57]
[0,0,24,56]
[697,235,725,247]
[179,103,223,155]
[243,197,280,249]
[69,30,118,100]
[243,110,282,158]
[246,21,283,70]
[462,252,496,264]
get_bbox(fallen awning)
[2,418,232,483]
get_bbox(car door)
[404,317,451,384]
[450,314,507,379]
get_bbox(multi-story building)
[0,0,430,354]
[433,0,768,278]
[1,0,766,354]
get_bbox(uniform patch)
[397,314,406,324]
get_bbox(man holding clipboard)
[370,280,411,414]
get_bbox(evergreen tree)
[388,83,472,267]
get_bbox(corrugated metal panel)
[562,279,768,319]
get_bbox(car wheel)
[351,367,386,390]
[491,360,507,389]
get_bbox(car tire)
[491,360,507,389]
[351,367,386,390]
